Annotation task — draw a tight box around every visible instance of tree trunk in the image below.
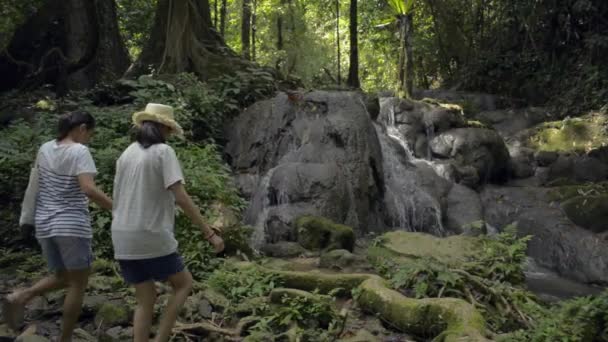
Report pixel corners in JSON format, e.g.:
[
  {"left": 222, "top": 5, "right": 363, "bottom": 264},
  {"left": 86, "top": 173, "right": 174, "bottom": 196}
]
[
  {"left": 241, "top": 0, "right": 252, "bottom": 60},
  {"left": 252, "top": 0, "right": 257, "bottom": 61},
  {"left": 220, "top": 0, "right": 227, "bottom": 36},
  {"left": 214, "top": 0, "right": 218, "bottom": 29},
  {"left": 0, "top": 0, "right": 129, "bottom": 93},
  {"left": 126, "top": 0, "right": 249, "bottom": 79},
  {"left": 404, "top": 13, "right": 414, "bottom": 98},
  {"left": 398, "top": 14, "right": 414, "bottom": 98},
  {"left": 346, "top": 0, "right": 359, "bottom": 88},
  {"left": 335, "top": 0, "right": 341, "bottom": 85}
]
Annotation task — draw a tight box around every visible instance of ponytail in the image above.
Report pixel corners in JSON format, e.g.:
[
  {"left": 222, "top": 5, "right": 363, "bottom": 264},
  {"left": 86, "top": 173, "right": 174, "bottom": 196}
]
[{"left": 57, "top": 111, "right": 96, "bottom": 140}]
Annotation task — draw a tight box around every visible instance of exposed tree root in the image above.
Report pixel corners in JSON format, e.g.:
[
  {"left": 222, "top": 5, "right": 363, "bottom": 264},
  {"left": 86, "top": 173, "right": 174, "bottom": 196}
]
[{"left": 232, "top": 262, "right": 490, "bottom": 341}]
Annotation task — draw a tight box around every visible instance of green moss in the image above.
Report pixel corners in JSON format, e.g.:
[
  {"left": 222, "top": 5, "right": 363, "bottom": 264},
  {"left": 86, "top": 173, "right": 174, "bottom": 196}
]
[
  {"left": 296, "top": 216, "right": 355, "bottom": 252},
  {"left": 94, "top": 302, "right": 129, "bottom": 327},
  {"left": 231, "top": 262, "right": 488, "bottom": 341},
  {"left": 358, "top": 277, "right": 488, "bottom": 341},
  {"left": 368, "top": 231, "right": 483, "bottom": 268},
  {"left": 547, "top": 182, "right": 608, "bottom": 201},
  {"left": 561, "top": 195, "right": 608, "bottom": 233},
  {"left": 528, "top": 114, "right": 608, "bottom": 152}
]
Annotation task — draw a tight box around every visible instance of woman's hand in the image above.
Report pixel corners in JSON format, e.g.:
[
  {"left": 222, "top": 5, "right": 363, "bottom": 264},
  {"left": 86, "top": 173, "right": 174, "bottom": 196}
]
[{"left": 207, "top": 234, "right": 225, "bottom": 254}]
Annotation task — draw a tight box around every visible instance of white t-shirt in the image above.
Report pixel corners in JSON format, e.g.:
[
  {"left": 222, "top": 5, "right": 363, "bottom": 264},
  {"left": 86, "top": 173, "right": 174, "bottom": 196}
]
[
  {"left": 35, "top": 140, "right": 97, "bottom": 239},
  {"left": 111, "top": 143, "right": 185, "bottom": 260}
]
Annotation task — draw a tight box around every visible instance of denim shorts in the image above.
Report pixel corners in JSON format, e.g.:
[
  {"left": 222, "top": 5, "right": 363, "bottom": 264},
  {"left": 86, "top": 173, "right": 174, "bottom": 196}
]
[
  {"left": 117, "top": 253, "right": 185, "bottom": 285},
  {"left": 38, "top": 237, "right": 93, "bottom": 272}
]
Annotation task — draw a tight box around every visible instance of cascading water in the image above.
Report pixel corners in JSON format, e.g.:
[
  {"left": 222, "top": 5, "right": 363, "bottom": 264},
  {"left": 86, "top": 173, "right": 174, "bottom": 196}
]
[
  {"left": 374, "top": 98, "right": 445, "bottom": 235},
  {"left": 244, "top": 167, "right": 278, "bottom": 249}
]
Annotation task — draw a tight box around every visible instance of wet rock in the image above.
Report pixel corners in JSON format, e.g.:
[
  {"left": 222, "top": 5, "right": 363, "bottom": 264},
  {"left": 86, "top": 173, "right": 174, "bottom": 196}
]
[
  {"left": 511, "top": 153, "right": 535, "bottom": 179},
  {"left": 429, "top": 127, "right": 511, "bottom": 183},
  {"left": 260, "top": 241, "right": 306, "bottom": 258},
  {"left": 445, "top": 184, "right": 484, "bottom": 234},
  {"left": 481, "top": 186, "right": 608, "bottom": 283},
  {"left": 226, "top": 91, "right": 385, "bottom": 247},
  {"left": 534, "top": 150, "right": 559, "bottom": 166},
  {"left": 296, "top": 216, "right": 355, "bottom": 252},
  {"left": 561, "top": 195, "right": 608, "bottom": 233}
]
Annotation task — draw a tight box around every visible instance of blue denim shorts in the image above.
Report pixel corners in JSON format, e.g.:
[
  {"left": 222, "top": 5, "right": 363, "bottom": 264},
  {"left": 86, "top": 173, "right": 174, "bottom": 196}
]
[
  {"left": 117, "top": 253, "right": 185, "bottom": 284},
  {"left": 38, "top": 237, "right": 93, "bottom": 272}
]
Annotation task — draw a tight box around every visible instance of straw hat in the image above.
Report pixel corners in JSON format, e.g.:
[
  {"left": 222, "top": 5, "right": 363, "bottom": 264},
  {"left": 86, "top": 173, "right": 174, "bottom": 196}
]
[{"left": 132, "top": 103, "right": 183, "bottom": 135}]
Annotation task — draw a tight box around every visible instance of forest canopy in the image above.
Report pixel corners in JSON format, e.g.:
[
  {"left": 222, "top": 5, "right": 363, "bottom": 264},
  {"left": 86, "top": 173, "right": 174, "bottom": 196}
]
[{"left": 0, "top": 0, "right": 606, "bottom": 113}]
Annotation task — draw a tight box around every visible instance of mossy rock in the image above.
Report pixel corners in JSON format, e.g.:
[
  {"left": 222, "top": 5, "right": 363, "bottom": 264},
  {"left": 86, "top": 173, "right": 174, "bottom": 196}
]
[
  {"left": 319, "top": 249, "right": 368, "bottom": 271},
  {"left": 368, "top": 231, "right": 483, "bottom": 268},
  {"left": 296, "top": 216, "right": 355, "bottom": 252},
  {"left": 547, "top": 182, "right": 608, "bottom": 201},
  {"left": 94, "top": 302, "right": 129, "bottom": 327},
  {"left": 561, "top": 195, "right": 608, "bottom": 233},
  {"left": 527, "top": 114, "right": 608, "bottom": 153}
]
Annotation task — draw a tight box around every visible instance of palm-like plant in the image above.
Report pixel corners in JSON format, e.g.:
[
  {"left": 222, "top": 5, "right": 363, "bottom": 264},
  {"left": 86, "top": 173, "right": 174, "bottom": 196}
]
[{"left": 387, "top": 0, "right": 415, "bottom": 98}]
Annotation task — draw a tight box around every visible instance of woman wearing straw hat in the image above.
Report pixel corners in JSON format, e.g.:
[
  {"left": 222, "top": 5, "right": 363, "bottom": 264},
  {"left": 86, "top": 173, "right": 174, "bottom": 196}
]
[{"left": 111, "top": 103, "right": 224, "bottom": 342}]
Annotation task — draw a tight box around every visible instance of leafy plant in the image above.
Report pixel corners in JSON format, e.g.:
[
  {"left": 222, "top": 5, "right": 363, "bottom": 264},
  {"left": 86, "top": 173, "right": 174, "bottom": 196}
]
[
  {"left": 208, "top": 264, "right": 282, "bottom": 302},
  {"left": 372, "top": 225, "right": 539, "bottom": 333}
]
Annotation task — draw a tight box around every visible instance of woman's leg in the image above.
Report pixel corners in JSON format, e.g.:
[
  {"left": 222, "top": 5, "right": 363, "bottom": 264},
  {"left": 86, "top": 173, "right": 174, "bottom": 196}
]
[
  {"left": 154, "top": 270, "right": 193, "bottom": 342},
  {"left": 7, "top": 273, "right": 66, "bottom": 305},
  {"left": 59, "top": 268, "right": 90, "bottom": 342},
  {"left": 133, "top": 281, "right": 157, "bottom": 342}
]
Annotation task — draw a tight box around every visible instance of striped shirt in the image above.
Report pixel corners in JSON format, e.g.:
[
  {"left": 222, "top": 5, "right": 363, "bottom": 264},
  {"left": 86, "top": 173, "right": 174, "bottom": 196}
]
[{"left": 34, "top": 140, "right": 97, "bottom": 239}]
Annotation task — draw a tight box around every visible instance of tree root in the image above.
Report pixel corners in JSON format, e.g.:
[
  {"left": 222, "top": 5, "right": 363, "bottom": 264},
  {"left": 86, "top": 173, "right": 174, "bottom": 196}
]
[{"left": 232, "top": 262, "right": 490, "bottom": 341}]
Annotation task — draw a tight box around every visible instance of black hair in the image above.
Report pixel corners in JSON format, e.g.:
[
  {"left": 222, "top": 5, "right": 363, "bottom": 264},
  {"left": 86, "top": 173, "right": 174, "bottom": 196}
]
[
  {"left": 135, "top": 121, "right": 166, "bottom": 149},
  {"left": 57, "top": 111, "right": 96, "bottom": 140}
]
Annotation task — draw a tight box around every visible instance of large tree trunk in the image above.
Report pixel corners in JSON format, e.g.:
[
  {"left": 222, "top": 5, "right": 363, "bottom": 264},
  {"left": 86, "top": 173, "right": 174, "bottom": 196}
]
[
  {"left": 252, "top": 0, "right": 257, "bottom": 61},
  {"left": 220, "top": 0, "right": 227, "bottom": 36},
  {"left": 398, "top": 14, "right": 414, "bottom": 98},
  {"left": 335, "top": 0, "right": 341, "bottom": 85},
  {"left": 0, "top": 0, "right": 129, "bottom": 93},
  {"left": 126, "top": 0, "right": 249, "bottom": 79},
  {"left": 241, "top": 0, "right": 252, "bottom": 60},
  {"left": 346, "top": 0, "right": 359, "bottom": 88}
]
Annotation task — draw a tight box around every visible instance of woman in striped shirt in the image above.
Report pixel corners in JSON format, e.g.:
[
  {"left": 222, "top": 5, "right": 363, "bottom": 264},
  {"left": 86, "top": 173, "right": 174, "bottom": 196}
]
[{"left": 2, "top": 111, "right": 112, "bottom": 342}]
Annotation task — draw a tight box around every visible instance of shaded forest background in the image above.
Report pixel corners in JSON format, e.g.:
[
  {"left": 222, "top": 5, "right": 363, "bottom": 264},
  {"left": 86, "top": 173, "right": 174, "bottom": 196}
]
[{"left": 0, "top": 0, "right": 607, "bottom": 114}]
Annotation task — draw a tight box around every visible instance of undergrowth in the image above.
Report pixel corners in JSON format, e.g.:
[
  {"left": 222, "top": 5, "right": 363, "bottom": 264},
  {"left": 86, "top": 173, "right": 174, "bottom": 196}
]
[{"left": 0, "top": 70, "right": 275, "bottom": 277}]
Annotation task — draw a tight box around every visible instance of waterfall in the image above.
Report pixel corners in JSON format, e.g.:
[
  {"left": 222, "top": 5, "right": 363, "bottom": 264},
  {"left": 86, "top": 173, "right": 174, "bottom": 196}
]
[
  {"left": 373, "top": 98, "right": 445, "bottom": 235},
  {"left": 244, "top": 167, "right": 278, "bottom": 249},
  {"left": 424, "top": 121, "right": 435, "bottom": 160}
]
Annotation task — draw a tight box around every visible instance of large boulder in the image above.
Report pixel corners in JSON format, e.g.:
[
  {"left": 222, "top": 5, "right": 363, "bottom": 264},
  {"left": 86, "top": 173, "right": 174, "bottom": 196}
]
[
  {"left": 226, "top": 91, "right": 452, "bottom": 247},
  {"left": 367, "top": 231, "right": 483, "bottom": 268},
  {"left": 481, "top": 186, "right": 608, "bottom": 284},
  {"left": 445, "top": 184, "right": 484, "bottom": 235},
  {"left": 429, "top": 128, "right": 511, "bottom": 183},
  {"left": 226, "top": 92, "right": 385, "bottom": 247}
]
